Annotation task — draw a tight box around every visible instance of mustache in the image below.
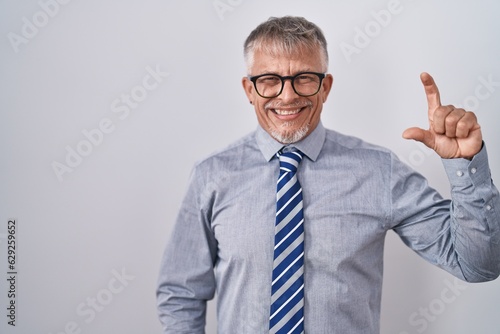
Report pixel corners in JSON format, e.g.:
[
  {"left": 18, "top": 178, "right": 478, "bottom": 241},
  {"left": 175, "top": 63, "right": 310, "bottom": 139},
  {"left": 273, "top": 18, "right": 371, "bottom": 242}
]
[{"left": 264, "top": 100, "right": 313, "bottom": 110}]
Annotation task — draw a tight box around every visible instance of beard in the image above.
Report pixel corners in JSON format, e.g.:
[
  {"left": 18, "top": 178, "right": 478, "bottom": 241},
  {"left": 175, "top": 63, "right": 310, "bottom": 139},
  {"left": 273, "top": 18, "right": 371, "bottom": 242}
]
[
  {"left": 264, "top": 100, "right": 313, "bottom": 144},
  {"left": 269, "top": 121, "right": 310, "bottom": 144}
]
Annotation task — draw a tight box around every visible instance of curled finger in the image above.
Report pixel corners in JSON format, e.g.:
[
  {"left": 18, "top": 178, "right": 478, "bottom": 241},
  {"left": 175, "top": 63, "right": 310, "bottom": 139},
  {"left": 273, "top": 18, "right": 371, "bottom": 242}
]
[
  {"left": 444, "top": 108, "right": 466, "bottom": 137},
  {"left": 455, "top": 111, "right": 479, "bottom": 138},
  {"left": 432, "top": 105, "right": 455, "bottom": 134}
]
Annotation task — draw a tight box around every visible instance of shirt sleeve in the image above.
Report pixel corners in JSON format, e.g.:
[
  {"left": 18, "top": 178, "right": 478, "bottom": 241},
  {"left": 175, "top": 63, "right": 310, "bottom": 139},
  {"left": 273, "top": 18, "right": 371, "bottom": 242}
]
[
  {"left": 390, "top": 143, "right": 500, "bottom": 282},
  {"left": 156, "top": 165, "right": 218, "bottom": 333}
]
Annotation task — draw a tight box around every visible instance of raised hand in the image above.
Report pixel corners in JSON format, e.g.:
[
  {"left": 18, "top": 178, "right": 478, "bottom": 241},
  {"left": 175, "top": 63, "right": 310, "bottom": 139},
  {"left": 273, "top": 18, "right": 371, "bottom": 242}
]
[{"left": 402, "top": 72, "right": 482, "bottom": 159}]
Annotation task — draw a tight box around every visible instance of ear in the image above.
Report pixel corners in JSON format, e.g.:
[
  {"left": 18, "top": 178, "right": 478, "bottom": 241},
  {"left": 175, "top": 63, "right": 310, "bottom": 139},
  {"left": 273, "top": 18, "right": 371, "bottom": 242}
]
[
  {"left": 242, "top": 76, "right": 255, "bottom": 103},
  {"left": 320, "top": 74, "right": 334, "bottom": 103}
]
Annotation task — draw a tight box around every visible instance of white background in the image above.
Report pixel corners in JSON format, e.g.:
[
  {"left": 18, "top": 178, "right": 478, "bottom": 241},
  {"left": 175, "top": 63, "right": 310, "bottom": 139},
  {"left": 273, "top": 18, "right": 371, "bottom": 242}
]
[{"left": 1, "top": 0, "right": 500, "bottom": 333}]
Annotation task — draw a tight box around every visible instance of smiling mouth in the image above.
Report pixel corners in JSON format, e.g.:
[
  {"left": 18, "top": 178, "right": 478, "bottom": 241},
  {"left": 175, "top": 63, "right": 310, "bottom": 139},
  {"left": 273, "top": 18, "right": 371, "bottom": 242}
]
[
  {"left": 272, "top": 108, "right": 303, "bottom": 115},
  {"left": 265, "top": 100, "right": 313, "bottom": 119}
]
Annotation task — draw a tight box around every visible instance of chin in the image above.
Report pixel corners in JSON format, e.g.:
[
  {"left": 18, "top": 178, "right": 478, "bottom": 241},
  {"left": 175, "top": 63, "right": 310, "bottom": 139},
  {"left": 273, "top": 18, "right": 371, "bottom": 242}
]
[{"left": 270, "top": 124, "right": 310, "bottom": 144}]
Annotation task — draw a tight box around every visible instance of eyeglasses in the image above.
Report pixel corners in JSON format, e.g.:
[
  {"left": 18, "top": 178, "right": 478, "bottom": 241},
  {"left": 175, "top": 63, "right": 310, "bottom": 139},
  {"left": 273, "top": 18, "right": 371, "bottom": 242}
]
[{"left": 248, "top": 72, "right": 326, "bottom": 98}]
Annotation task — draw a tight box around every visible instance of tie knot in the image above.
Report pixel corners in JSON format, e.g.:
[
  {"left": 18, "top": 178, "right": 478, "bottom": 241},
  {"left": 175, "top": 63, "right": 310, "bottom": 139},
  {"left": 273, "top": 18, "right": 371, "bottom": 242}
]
[{"left": 278, "top": 150, "right": 304, "bottom": 173}]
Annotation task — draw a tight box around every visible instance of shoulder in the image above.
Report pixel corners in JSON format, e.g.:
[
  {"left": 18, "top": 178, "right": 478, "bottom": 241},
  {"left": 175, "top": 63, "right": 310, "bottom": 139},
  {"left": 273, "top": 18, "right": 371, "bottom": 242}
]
[
  {"left": 320, "top": 128, "right": 419, "bottom": 186},
  {"left": 193, "top": 130, "right": 259, "bottom": 172},
  {"left": 323, "top": 128, "right": 393, "bottom": 158}
]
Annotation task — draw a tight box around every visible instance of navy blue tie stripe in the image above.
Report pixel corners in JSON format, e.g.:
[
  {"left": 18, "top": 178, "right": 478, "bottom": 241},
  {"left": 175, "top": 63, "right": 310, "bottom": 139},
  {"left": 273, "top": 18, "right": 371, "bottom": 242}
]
[
  {"left": 270, "top": 150, "right": 305, "bottom": 334},
  {"left": 274, "top": 219, "right": 303, "bottom": 258},
  {"left": 276, "top": 183, "right": 302, "bottom": 216},
  {"left": 271, "top": 245, "right": 304, "bottom": 292}
]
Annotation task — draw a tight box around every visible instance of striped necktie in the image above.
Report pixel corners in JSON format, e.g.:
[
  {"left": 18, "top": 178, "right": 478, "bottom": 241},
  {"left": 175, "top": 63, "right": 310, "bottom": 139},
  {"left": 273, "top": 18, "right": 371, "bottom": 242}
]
[{"left": 270, "top": 150, "right": 305, "bottom": 334}]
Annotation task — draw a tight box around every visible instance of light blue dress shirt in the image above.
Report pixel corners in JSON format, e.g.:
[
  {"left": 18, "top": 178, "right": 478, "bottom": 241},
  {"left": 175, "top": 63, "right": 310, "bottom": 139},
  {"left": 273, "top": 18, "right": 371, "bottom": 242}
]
[{"left": 157, "top": 122, "right": 500, "bottom": 333}]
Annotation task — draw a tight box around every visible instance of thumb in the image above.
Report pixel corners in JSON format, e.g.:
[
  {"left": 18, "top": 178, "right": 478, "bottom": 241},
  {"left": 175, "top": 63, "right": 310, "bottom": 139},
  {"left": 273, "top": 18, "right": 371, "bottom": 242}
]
[{"left": 402, "top": 127, "right": 434, "bottom": 149}]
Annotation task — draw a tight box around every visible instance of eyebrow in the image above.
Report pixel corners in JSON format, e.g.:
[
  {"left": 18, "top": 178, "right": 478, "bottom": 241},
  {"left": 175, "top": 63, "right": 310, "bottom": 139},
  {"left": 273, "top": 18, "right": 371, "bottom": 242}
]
[{"left": 253, "top": 68, "right": 314, "bottom": 76}]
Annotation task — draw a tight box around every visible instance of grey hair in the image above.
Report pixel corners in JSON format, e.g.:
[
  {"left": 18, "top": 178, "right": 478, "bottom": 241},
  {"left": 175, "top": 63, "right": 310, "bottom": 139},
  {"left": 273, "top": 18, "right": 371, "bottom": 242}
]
[{"left": 243, "top": 16, "right": 329, "bottom": 73}]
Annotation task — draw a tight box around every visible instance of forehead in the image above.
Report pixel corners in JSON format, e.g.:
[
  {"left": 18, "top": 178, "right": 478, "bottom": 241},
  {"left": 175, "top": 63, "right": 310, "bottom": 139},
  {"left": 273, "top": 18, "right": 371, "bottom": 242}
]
[{"left": 249, "top": 48, "right": 324, "bottom": 75}]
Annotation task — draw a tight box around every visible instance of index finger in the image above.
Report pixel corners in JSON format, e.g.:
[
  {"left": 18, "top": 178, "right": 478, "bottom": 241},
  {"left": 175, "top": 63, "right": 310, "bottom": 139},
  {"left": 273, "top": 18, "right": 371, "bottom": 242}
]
[{"left": 420, "top": 72, "right": 442, "bottom": 111}]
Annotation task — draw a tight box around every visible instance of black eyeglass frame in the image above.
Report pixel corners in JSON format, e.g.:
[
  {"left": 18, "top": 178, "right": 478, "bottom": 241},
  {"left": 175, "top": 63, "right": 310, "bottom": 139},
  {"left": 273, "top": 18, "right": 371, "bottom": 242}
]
[{"left": 248, "top": 72, "right": 327, "bottom": 98}]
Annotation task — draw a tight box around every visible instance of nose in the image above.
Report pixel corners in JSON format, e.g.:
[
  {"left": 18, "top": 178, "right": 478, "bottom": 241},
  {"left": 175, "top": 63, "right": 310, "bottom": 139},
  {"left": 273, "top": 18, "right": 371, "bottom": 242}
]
[{"left": 279, "top": 78, "right": 299, "bottom": 102}]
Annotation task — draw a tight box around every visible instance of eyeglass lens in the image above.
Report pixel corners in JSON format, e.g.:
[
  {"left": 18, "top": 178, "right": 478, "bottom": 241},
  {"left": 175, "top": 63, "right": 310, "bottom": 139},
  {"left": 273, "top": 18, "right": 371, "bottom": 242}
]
[{"left": 254, "top": 73, "right": 322, "bottom": 97}]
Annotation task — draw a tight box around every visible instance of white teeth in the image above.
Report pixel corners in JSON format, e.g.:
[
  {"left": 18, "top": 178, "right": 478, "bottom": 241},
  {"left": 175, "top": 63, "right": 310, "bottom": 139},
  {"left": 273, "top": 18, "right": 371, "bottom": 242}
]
[{"left": 274, "top": 108, "right": 302, "bottom": 115}]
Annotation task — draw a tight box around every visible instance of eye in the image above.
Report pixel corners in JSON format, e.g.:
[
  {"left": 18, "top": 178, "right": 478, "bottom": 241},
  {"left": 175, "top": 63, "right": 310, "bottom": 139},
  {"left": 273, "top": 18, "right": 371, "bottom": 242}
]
[
  {"left": 257, "top": 76, "right": 281, "bottom": 85},
  {"left": 295, "top": 74, "right": 317, "bottom": 84}
]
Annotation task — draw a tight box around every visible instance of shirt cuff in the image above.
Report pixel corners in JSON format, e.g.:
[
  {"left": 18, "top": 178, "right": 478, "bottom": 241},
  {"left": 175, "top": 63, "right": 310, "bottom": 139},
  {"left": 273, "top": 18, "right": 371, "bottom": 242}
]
[{"left": 441, "top": 142, "right": 491, "bottom": 188}]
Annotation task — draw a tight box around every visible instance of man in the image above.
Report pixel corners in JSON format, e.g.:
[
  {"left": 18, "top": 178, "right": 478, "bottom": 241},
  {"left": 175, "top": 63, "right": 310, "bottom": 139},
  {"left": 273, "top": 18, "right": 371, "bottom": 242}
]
[{"left": 157, "top": 16, "right": 500, "bottom": 333}]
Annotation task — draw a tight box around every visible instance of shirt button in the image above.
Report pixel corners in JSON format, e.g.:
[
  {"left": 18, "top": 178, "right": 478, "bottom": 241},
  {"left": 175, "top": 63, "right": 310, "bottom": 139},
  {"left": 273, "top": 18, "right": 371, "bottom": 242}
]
[
  {"left": 470, "top": 167, "right": 477, "bottom": 174},
  {"left": 456, "top": 171, "right": 464, "bottom": 177},
  {"left": 486, "top": 205, "right": 492, "bottom": 211}
]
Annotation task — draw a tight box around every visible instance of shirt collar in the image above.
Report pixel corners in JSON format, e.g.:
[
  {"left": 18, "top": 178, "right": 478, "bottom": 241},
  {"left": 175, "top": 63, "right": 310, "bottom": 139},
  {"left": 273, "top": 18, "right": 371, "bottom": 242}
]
[{"left": 256, "top": 122, "right": 326, "bottom": 162}]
